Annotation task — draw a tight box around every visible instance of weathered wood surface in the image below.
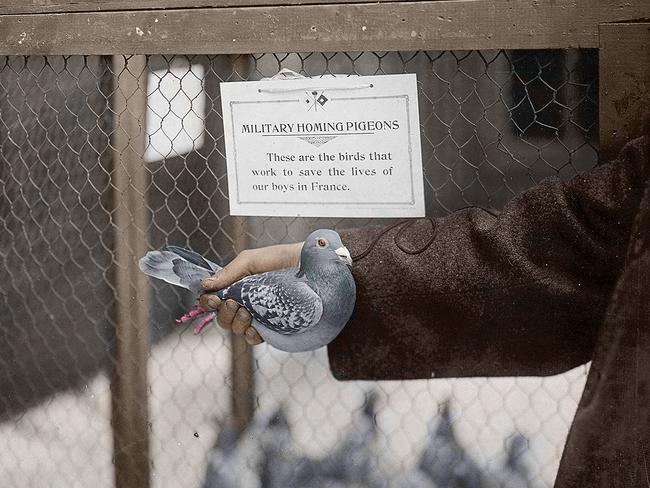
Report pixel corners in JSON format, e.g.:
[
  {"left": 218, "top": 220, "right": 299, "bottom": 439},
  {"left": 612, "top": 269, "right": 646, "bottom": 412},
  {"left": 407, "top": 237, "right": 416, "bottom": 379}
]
[
  {"left": 0, "top": 0, "right": 410, "bottom": 15},
  {"left": 0, "top": 0, "right": 648, "bottom": 54},
  {"left": 110, "top": 54, "right": 151, "bottom": 488},
  {"left": 226, "top": 54, "right": 256, "bottom": 436},
  {"left": 599, "top": 22, "right": 650, "bottom": 162}
]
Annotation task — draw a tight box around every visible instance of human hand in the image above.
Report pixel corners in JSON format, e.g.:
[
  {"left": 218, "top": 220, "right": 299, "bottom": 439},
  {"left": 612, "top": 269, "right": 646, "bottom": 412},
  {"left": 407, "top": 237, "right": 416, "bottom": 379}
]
[{"left": 199, "top": 242, "right": 303, "bottom": 345}]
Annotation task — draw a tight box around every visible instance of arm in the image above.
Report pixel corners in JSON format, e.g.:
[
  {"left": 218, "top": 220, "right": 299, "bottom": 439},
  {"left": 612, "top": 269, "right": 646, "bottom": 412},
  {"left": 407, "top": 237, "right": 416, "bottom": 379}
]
[{"left": 328, "top": 137, "right": 650, "bottom": 380}]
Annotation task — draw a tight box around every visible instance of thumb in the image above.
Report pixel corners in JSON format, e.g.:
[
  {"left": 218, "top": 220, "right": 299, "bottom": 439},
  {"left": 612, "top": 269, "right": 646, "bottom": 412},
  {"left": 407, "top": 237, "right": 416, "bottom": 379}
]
[{"left": 201, "top": 256, "right": 251, "bottom": 291}]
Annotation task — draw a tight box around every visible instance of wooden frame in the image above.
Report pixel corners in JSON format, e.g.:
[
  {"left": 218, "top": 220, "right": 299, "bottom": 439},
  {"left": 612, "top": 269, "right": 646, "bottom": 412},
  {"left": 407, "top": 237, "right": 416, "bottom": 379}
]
[
  {"left": 0, "top": 2, "right": 648, "bottom": 488},
  {"left": 110, "top": 54, "right": 151, "bottom": 488},
  {"left": 599, "top": 22, "right": 650, "bottom": 161},
  {"left": 0, "top": 0, "right": 648, "bottom": 54},
  {"left": 0, "top": 0, "right": 410, "bottom": 15}
]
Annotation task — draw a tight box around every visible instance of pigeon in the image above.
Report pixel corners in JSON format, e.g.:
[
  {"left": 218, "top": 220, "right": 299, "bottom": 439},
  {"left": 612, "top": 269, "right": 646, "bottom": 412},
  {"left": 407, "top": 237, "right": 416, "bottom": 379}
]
[
  {"left": 288, "top": 391, "right": 386, "bottom": 488},
  {"left": 418, "top": 400, "right": 486, "bottom": 488},
  {"left": 200, "top": 423, "right": 244, "bottom": 488},
  {"left": 138, "top": 229, "right": 356, "bottom": 352},
  {"left": 321, "top": 391, "right": 383, "bottom": 486},
  {"left": 258, "top": 406, "right": 297, "bottom": 488},
  {"left": 496, "top": 433, "right": 532, "bottom": 488},
  {"left": 200, "top": 417, "right": 265, "bottom": 488}
]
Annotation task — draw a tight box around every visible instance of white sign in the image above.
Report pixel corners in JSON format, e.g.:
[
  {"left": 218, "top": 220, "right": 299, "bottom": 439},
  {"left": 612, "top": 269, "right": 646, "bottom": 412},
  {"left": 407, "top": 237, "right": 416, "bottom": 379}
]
[{"left": 220, "top": 74, "right": 424, "bottom": 217}]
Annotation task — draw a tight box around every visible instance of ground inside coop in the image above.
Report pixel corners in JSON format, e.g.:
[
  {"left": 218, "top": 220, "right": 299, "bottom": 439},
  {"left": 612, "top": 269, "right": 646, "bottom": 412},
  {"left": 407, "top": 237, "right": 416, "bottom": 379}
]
[{"left": 0, "top": 325, "right": 587, "bottom": 488}]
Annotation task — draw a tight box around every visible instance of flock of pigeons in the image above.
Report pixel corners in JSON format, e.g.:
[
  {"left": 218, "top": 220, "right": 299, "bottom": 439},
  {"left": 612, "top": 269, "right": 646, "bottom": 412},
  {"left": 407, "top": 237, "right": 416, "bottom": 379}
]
[{"left": 200, "top": 394, "right": 534, "bottom": 488}]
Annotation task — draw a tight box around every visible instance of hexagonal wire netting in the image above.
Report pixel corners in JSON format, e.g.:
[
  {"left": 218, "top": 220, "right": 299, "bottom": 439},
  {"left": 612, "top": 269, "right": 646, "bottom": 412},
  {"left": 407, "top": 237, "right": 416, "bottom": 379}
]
[{"left": 0, "top": 50, "right": 598, "bottom": 488}]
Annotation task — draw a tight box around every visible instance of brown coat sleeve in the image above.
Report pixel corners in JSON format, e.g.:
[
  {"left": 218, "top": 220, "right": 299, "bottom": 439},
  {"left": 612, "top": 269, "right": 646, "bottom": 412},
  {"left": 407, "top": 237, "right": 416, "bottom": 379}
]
[{"left": 328, "top": 137, "right": 650, "bottom": 380}]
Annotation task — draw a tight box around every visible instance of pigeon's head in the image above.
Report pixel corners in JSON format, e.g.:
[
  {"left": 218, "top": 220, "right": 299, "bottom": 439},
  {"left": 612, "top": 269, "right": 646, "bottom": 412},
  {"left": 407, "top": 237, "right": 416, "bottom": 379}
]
[{"left": 301, "top": 229, "right": 352, "bottom": 268}]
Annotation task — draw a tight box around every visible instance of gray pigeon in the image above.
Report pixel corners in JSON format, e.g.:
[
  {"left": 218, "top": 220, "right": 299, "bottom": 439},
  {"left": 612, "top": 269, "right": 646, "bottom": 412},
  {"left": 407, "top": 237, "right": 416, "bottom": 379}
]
[
  {"left": 320, "top": 391, "right": 383, "bottom": 486},
  {"left": 200, "top": 418, "right": 263, "bottom": 488},
  {"left": 418, "top": 400, "right": 486, "bottom": 488},
  {"left": 496, "top": 433, "right": 533, "bottom": 488},
  {"left": 200, "top": 423, "right": 242, "bottom": 488},
  {"left": 286, "top": 391, "right": 387, "bottom": 488},
  {"left": 258, "top": 406, "right": 296, "bottom": 488},
  {"left": 139, "top": 229, "right": 356, "bottom": 352}
]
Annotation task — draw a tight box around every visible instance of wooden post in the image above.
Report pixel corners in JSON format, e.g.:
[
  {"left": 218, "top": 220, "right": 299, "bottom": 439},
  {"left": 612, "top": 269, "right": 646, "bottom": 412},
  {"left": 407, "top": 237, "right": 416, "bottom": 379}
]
[
  {"left": 110, "top": 54, "right": 151, "bottom": 488},
  {"left": 231, "top": 314, "right": 256, "bottom": 433},
  {"left": 599, "top": 22, "right": 650, "bottom": 161},
  {"left": 228, "top": 54, "right": 256, "bottom": 435}
]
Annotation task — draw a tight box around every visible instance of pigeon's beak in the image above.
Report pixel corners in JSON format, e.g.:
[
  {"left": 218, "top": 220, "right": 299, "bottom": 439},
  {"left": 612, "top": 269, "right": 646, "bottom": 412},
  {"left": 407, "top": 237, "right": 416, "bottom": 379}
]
[{"left": 335, "top": 246, "right": 353, "bottom": 267}]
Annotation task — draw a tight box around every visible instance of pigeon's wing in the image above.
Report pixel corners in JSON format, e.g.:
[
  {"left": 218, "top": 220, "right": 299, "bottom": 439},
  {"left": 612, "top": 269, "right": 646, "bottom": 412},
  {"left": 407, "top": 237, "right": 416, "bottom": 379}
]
[
  {"left": 166, "top": 245, "right": 221, "bottom": 273},
  {"left": 220, "top": 271, "right": 323, "bottom": 335}
]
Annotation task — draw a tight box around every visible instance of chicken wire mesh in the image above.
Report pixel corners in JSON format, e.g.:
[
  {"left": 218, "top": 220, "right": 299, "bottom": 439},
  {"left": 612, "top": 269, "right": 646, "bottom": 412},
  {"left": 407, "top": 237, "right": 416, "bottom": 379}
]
[{"left": 0, "top": 49, "right": 598, "bottom": 488}]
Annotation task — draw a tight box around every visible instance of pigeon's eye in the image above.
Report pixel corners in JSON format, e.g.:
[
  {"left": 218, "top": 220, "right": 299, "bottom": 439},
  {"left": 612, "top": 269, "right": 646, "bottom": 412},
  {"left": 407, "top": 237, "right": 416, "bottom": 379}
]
[{"left": 317, "top": 238, "right": 327, "bottom": 248}]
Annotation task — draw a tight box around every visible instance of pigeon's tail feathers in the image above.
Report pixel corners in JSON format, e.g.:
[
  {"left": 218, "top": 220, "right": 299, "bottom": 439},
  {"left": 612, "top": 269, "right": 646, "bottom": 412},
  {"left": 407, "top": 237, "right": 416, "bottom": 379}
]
[
  {"left": 139, "top": 249, "right": 217, "bottom": 294},
  {"left": 166, "top": 245, "right": 221, "bottom": 272}
]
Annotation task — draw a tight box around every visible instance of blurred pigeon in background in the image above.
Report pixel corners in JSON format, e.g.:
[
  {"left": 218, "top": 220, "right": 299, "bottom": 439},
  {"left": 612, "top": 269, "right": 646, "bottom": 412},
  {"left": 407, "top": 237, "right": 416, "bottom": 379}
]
[
  {"left": 200, "top": 409, "right": 293, "bottom": 488},
  {"left": 322, "top": 391, "right": 384, "bottom": 487},
  {"left": 199, "top": 398, "right": 536, "bottom": 488},
  {"left": 496, "top": 433, "right": 533, "bottom": 488},
  {"left": 258, "top": 406, "right": 296, "bottom": 488},
  {"left": 291, "top": 391, "right": 385, "bottom": 488},
  {"left": 418, "top": 401, "right": 486, "bottom": 488},
  {"left": 139, "top": 229, "right": 355, "bottom": 352},
  {"left": 201, "top": 421, "right": 260, "bottom": 488},
  {"left": 201, "top": 423, "right": 242, "bottom": 488}
]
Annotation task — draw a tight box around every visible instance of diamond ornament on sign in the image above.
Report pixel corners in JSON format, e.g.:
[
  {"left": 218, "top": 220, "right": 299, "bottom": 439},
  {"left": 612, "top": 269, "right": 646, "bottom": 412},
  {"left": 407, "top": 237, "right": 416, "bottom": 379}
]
[{"left": 307, "top": 90, "right": 329, "bottom": 112}]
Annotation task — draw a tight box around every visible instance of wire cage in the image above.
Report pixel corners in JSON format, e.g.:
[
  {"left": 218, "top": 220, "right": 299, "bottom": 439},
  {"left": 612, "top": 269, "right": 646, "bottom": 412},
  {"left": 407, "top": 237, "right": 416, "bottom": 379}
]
[{"left": 0, "top": 49, "right": 598, "bottom": 488}]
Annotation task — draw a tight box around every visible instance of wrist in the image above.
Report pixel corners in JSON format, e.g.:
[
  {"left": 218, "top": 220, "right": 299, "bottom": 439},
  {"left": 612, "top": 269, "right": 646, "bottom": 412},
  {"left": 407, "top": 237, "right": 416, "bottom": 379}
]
[{"left": 285, "top": 242, "right": 303, "bottom": 268}]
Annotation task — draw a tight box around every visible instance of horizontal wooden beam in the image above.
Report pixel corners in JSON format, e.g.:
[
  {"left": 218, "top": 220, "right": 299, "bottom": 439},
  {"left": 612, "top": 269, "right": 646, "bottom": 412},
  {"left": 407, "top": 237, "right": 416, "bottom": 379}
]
[
  {"left": 0, "top": 0, "right": 408, "bottom": 16},
  {"left": 0, "top": 0, "right": 648, "bottom": 55}
]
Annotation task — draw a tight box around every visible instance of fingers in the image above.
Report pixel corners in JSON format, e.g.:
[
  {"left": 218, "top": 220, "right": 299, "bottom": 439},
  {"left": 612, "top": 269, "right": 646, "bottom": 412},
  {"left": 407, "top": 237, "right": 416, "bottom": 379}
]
[
  {"left": 231, "top": 307, "right": 252, "bottom": 335},
  {"left": 245, "top": 327, "right": 263, "bottom": 346},
  {"left": 199, "top": 296, "right": 263, "bottom": 345},
  {"left": 199, "top": 294, "right": 221, "bottom": 311},
  {"left": 202, "top": 252, "right": 252, "bottom": 291},
  {"left": 200, "top": 243, "right": 303, "bottom": 292},
  {"left": 196, "top": 242, "right": 303, "bottom": 347},
  {"left": 217, "top": 299, "right": 240, "bottom": 330}
]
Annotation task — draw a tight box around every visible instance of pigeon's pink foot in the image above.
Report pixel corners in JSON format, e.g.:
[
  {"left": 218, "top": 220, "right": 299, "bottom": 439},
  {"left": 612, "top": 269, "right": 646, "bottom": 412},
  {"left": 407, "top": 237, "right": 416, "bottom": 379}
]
[
  {"left": 175, "top": 307, "right": 207, "bottom": 324},
  {"left": 193, "top": 313, "right": 216, "bottom": 335}
]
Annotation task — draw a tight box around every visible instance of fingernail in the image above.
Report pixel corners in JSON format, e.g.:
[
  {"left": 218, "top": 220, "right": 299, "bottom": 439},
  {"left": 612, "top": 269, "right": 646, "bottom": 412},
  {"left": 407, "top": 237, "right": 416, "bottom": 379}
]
[
  {"left": 226, "top": 300, "right": 238, "bottom": 311},
  {"left": 245, "top": 329, "right": 257, "bottom": 345},
  {"left": 201, "top": 279, "right": 213, "bottom": 289},
  {"left": 207, "top": 296, "right": 220, "bottom": 309}
]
